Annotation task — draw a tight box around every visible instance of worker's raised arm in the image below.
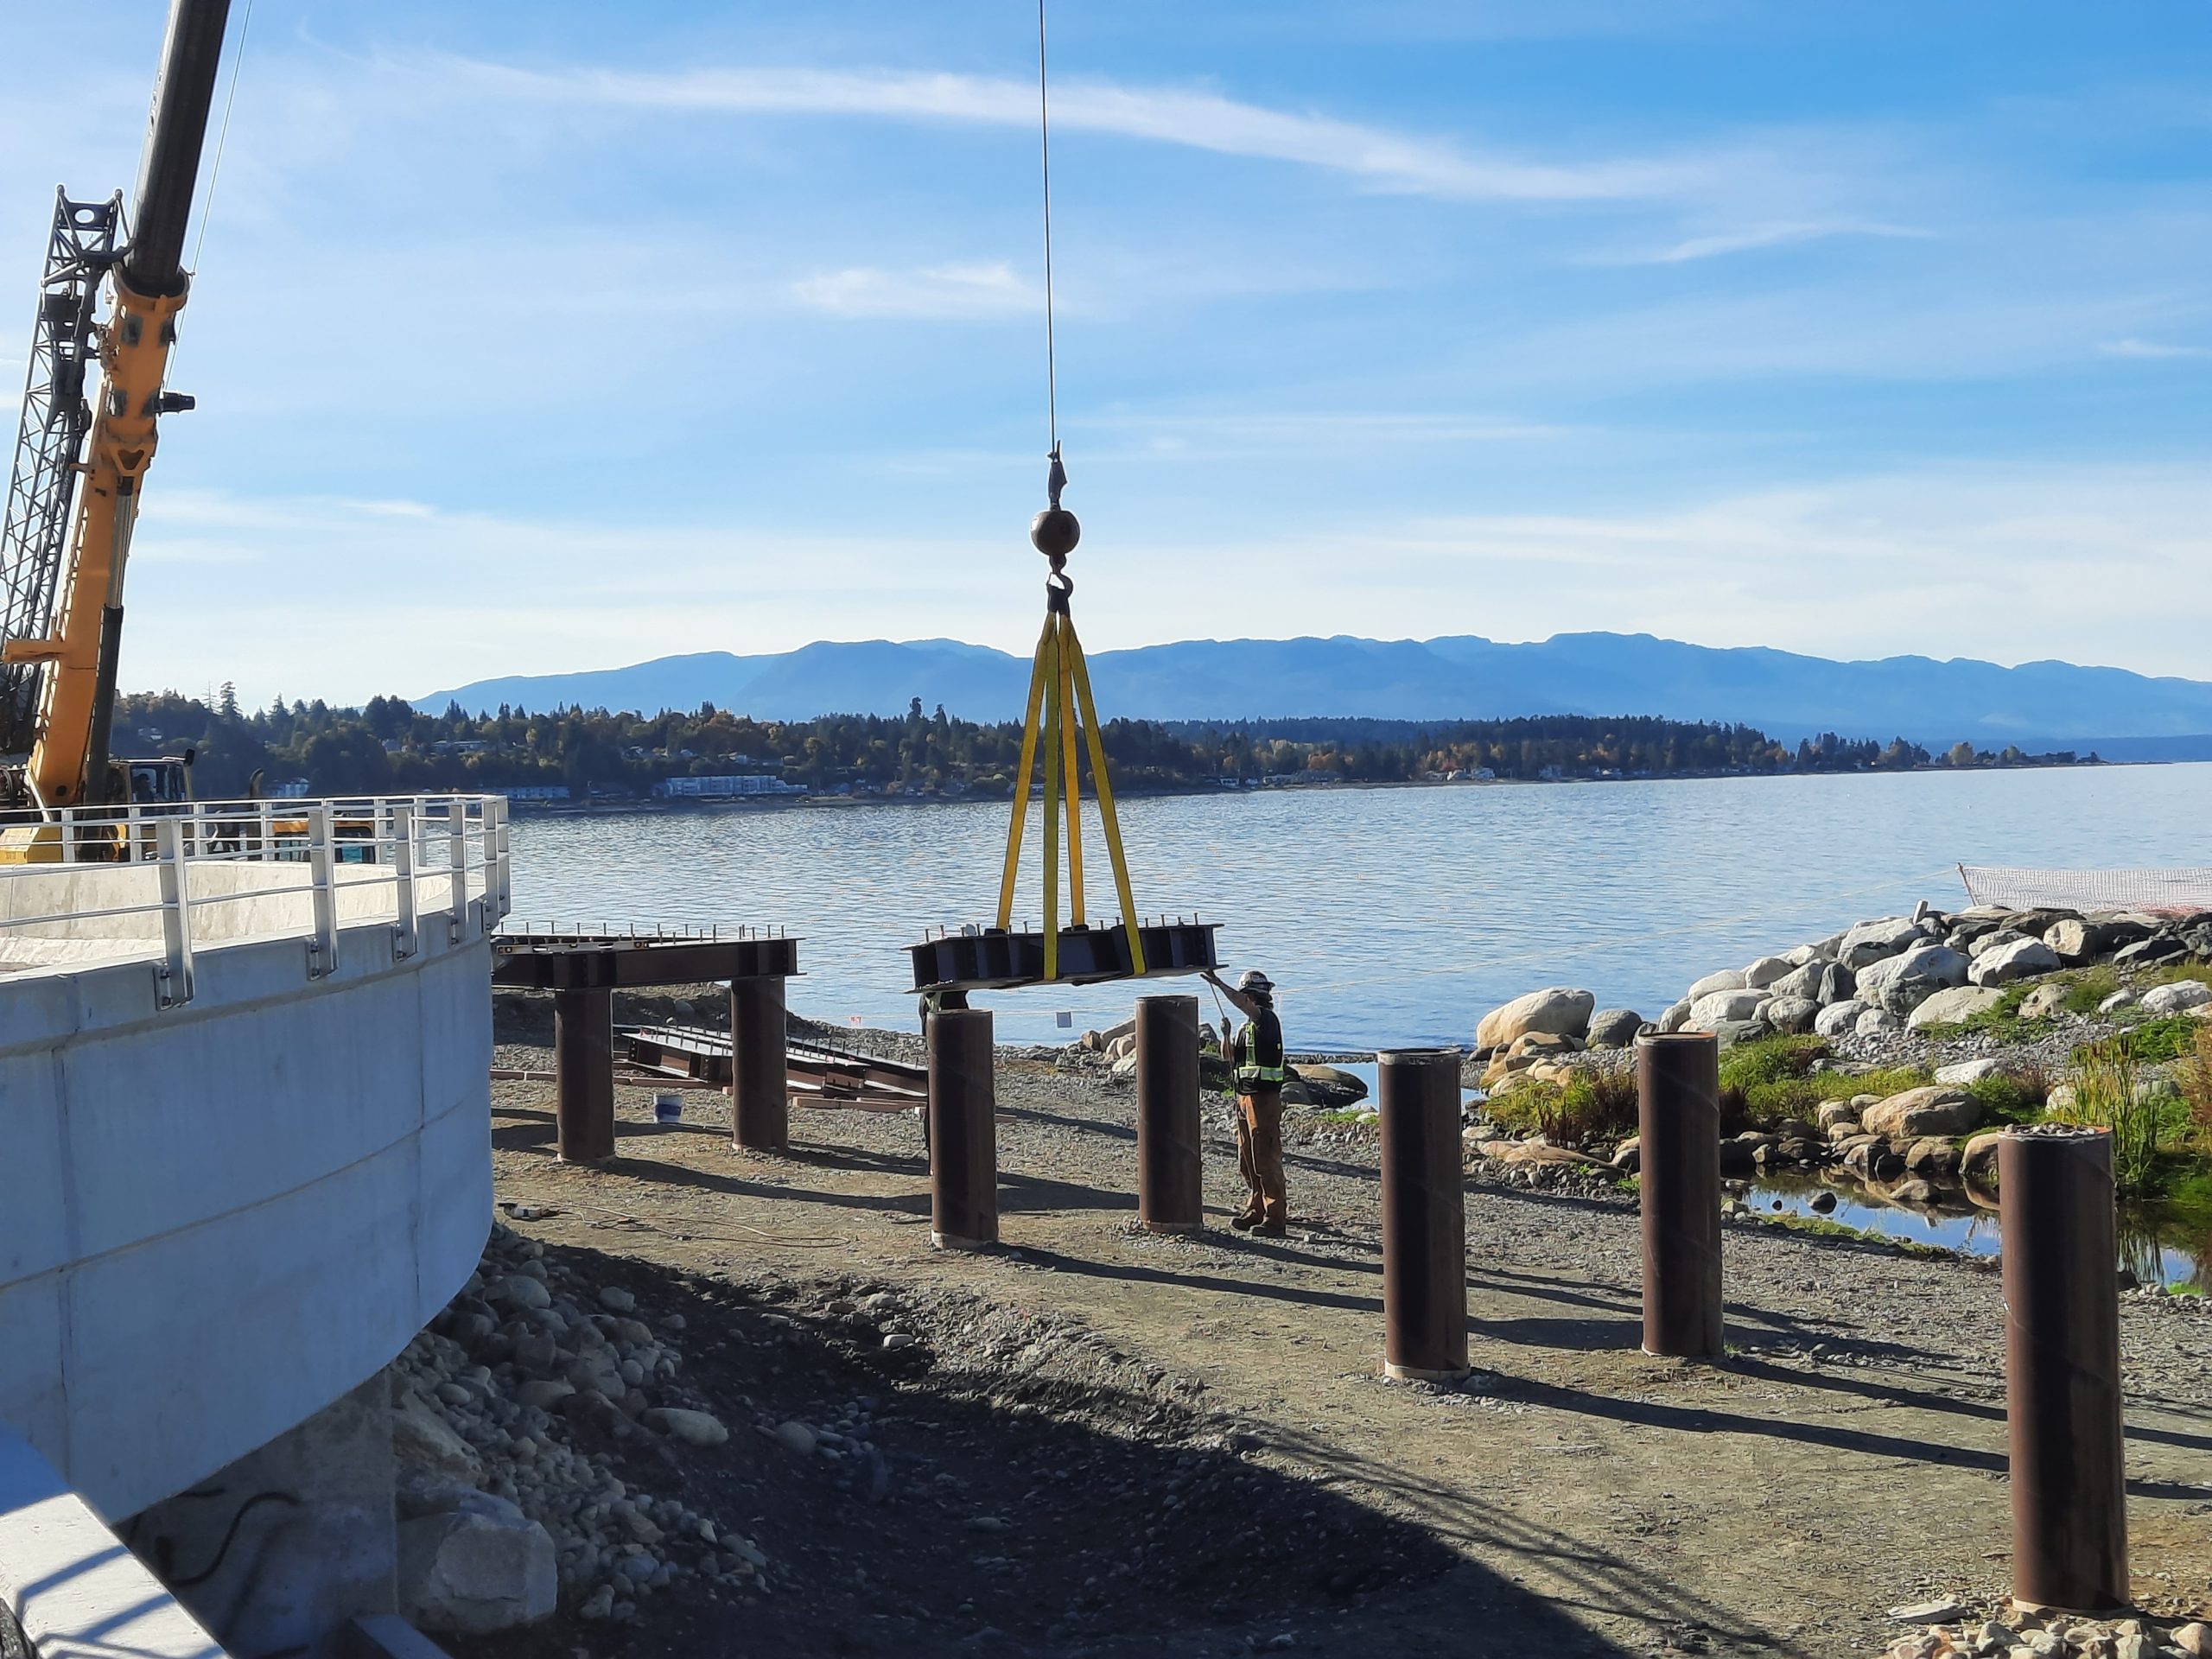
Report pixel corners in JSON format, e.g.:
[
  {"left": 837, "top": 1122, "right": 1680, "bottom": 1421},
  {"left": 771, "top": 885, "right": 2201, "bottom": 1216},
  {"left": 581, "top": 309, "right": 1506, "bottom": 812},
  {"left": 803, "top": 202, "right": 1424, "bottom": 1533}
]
[{"left": 1204, "top": 969, "right": 1260, "bottom": 1019}]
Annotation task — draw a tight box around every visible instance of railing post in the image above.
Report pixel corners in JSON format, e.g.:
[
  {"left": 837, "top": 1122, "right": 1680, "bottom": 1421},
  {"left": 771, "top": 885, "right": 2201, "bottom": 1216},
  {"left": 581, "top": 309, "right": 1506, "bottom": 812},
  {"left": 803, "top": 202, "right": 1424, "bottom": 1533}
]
[
  {"left": 154, "top": 815, "right": 194, "bottom": 1008},
  {"left": 306, "top": 802, "right": 337, "bottom": 978},
  {"left": 447, "top": 799, "right": 468, "bottom": 943},
  {"left": 389, "top": 800, "right": 416, "bottom": 960},
  {"left": 493, "top": 795, "right": 512, "bottom": 918}
]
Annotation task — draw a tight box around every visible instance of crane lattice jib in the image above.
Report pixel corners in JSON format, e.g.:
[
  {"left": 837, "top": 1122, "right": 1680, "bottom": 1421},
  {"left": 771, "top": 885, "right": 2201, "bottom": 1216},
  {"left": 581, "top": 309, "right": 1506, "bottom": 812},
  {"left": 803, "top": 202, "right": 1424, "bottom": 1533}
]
[{"left": 0, "top": 191, "right": 120, "bottom": 759}]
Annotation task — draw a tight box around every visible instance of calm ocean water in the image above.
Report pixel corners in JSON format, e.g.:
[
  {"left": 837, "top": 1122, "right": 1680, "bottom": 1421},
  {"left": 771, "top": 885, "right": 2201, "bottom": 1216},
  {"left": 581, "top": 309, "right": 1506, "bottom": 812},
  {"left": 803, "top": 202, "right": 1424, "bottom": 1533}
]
[{"left": 507, "top": 763, "right": 2212, "bottom": 1051}]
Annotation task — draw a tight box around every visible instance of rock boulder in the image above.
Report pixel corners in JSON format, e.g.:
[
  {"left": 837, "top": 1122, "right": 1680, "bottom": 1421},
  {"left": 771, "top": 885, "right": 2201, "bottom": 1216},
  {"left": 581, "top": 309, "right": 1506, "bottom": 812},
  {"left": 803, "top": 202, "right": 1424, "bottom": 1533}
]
[
  {"left": 1856, "top": 943, "right": 1970, "bottom": 1014},
  {"left": 1861, "top": 1086, "right": 1982, "bottom": 1140},
  {"left": 1742, "top": 955, "right": 1796, "bottom": 990},
  {"left": 2140, "top": 979, "right": 2212, "bottom": 1017},
  {"left": 1761, "top": 995, "right": 1820, "bottom": 1034},
  {"left": 1685, "top": 969, "right": 1747, "bottom": 1001},
  {"left": 1969, "top": 935, "right": 2063, "bottom": 987},
  {"left": 1839, "top": 916, "right": 1929, "bottom": 969},
  {"left": 1687, "top": 989, "right": 1765, "bottom": 1030},
  {"left": 1814, "top": 999, "right": 1867, "bottom": 1037},
  {"left": 1905, "top": 984, "right": 2005, "bottom": 1031},
  {"left": 1585, "top": 1007, "right": 1645, "bottom": 1049},
  {"left": 1475, "top": 987, "right": 1596, "bottom": 1051},
  {"left": 398, "top": 1497, "right": 558, "bottom": 1634}
]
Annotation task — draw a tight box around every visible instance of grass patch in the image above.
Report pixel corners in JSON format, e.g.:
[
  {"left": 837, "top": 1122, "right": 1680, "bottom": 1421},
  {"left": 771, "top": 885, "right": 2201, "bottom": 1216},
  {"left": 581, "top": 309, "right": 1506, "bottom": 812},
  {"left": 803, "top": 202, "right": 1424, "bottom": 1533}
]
[
  {"left": 2082, "top": 1016, "right": 2205, "bottom": 1067},
  {"left": 1714, "top": 1035, "right": 1931, "bottom": 1124},
  {"left": 1313, "top": 1108, "right": 1374, "bottom": 1127},
  {"left": 2050, "top": 1038, "right": 2195, "bottom": 1196},
  {"left": 1965, "top": 1065, "right": 2053, "bottom": 1124},
  {"left": 1484, "top": 1069, "right": 1639, "bottom": 1148}
]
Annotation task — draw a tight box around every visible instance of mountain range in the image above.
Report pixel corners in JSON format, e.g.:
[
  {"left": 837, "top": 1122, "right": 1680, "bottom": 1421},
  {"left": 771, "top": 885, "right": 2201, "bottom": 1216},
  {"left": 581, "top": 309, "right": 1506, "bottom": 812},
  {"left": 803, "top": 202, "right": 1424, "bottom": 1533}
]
[{"left": 420, "top": 633, "right": 2212, "bottom": 758}]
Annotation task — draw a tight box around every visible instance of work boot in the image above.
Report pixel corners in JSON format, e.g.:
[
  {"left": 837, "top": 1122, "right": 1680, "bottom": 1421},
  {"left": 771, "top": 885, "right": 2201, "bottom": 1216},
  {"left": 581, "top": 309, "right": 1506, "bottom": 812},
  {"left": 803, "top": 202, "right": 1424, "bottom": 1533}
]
[
  {"left": 1254, "top": 1219, "right": 1288, "bottom": 1238},
  {"left": 1230, "top": 1211, "right": 1262, "bottom": 1231}
]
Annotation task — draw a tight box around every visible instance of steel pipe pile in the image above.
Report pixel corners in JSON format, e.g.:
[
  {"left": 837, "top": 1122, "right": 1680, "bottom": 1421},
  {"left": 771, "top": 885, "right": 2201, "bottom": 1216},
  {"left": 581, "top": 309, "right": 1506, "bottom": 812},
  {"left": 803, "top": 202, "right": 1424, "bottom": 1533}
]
[
  {"left": 2000, "top": 1124, "right": 2128, "bottom": 1613},
  {"left": 1377, "top": 1048, "right": 1469, "bottom": 1382},
  {"left": 1636, "top": 1032, "right": 1724, "bottom": 1358},
  {"left": 1135, "top": 994, "right": 1205, "bottom": 1235},
  {"left": 729, "top": 976, "right": 789, "bottom": 1153},
  {"left": 928, "top": 1008, "right": 1000, "bottom": 1251}
]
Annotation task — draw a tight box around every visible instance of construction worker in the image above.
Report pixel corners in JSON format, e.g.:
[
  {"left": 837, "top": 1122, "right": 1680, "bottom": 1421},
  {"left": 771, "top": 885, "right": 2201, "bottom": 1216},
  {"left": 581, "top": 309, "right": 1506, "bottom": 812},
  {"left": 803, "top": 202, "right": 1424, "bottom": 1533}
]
[{"left": 1204, "top": 967, "right": 1288, "bottom": 1236}]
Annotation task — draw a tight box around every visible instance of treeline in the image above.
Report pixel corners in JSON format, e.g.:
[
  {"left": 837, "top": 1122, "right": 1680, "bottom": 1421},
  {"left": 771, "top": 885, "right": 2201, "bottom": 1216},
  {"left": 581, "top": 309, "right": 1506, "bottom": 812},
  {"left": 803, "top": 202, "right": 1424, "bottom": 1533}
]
[{"left": 111, "top": 686, "right": 2097, "bottom": 802}]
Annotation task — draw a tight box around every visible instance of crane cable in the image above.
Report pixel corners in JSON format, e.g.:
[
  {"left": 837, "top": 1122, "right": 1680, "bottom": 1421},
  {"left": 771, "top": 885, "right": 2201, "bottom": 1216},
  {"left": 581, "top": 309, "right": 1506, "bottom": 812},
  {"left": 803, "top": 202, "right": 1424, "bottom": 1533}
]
[{"left": 1037, "top": 0, "right": 1058, "bottom": 460}]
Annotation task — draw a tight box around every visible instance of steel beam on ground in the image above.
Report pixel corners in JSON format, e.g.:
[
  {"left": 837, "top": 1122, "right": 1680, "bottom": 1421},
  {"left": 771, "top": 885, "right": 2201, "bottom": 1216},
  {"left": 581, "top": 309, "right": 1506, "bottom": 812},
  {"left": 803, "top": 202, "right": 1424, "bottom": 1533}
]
[
  {"left": 553, "top": 988, "right": 615, "bottom": 1163},
  {"left": 2000, "top": 1126, "right": 2128, "bottom": 1614},
  {"left": 730, "top": 976, "right": 789, "bottom": 1153},
  {"left": 1636, "top": 1032, "right": 1724, "bottom": 1358},
  {"left": 928, "top": 1009, "right": 998, "bottom": 1251},
  {"left": 1377, "top": 1048, "right": 1469, "bottom": 1382},
  {"left": 1135, "top": 995, "right": 1204, "bottom": 1234}
]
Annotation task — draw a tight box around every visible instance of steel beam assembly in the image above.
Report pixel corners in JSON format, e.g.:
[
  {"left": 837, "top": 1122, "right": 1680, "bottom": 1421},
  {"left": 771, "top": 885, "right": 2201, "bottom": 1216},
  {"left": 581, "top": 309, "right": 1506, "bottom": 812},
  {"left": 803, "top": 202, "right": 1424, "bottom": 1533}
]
[
  {"left": 1636, "top": 1032, "right": 1725, "bottom": 1358},
  {"left": 1135, "top": 994, "right": 1204, "bottom": 1235},
  {"left": 1377, "top": 1048, "right": 1469, "bottom": 1382},
  {"left": 906, "top": 918, "right": 1218, "bottom": 996},
  {"left": 928, "top": 1007, "right": 999, "bottom": 1251},
  {"left": 2000, "top": 1124, "right": 2128, "bottom": 1614},
  {"left": 552, "top": 988, "right": 615, "bottom": 1163},
  {"left": 492, "top": 928, "right": 799, "bottom": 1165}
]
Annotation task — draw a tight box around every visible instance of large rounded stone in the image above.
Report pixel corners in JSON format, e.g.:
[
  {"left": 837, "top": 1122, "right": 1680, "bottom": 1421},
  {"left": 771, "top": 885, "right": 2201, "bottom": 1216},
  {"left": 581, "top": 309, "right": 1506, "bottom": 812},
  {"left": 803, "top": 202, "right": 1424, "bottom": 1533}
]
[
  {"left": 1857, "top": 944, "right": 1970, "bottom": 1014},
  {"left": 1905, "top": 984, "right": 2005, "bottom": 1031},
  {"left": 2141, "top": 980, "right": 2212, "bottom": 1017},
  {"left": 399, "top": 1501, "right": 557, "bottom": 1633},
  {"left": 1968, "top": 935, "right": 2062, "bottom": 987},
  {"left": 2042, "top": 918, "right": 2108, "bottom": 963},
  {"left": 1814, "top": 999, "right": 1868, "bottom": 1037},
  {"left": 1687, "top": 989, "right": 1766, "bottom": 1031},
  {"left": 1762, "top": 995, "right": 1820, "bottom": 1034},
  {"left": 1475, "top": 987, "right": 1596, "bottom": 1051},
  {"left": 1585, "top": 1007, "right": 1645, "bottom": 1049},
  {"left": 1861, "top": 1086, "right": 1982, "bottom": 1139},
  {"left": 1839, "top": 916, "right": 1929, "bottom": 969},
  {"left": 1741, "top": 955, "right": 1796, "bottom": 991},
  {"left": 1685, "top": 969, "right": 1747, "bottom": 1001}
]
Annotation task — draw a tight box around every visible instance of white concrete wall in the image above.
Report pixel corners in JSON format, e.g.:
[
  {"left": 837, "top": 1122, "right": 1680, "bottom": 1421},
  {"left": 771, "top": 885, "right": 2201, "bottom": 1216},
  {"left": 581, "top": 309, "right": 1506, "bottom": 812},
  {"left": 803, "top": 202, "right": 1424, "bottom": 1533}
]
[{"left": 0, "top": 892, "right": 493, "bottom": 1520}]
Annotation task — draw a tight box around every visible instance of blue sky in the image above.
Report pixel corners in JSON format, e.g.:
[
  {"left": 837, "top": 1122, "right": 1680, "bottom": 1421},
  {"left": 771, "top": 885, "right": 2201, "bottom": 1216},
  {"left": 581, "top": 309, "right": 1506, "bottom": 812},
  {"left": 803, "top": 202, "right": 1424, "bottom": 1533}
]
[{"left": 3, "top": 1, "right": 2210, "bottom": 706}]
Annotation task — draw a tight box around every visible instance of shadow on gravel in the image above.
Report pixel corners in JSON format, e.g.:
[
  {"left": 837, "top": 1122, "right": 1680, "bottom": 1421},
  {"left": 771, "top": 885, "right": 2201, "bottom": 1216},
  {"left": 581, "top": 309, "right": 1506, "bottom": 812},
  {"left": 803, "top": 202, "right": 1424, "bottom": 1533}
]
[
  {"left": 448, "top": 1243, "right": 1644, "bottom": 1659},
  {"left": 1250, "top": 1421, "right": 1818, "bottom": 1659},
  {"left": 1515, "top": 1374, "right": 2207, "bottom": 1500},
  {"left": 1728, "top": 1356, "right": 2212, "bottom": 1458}
]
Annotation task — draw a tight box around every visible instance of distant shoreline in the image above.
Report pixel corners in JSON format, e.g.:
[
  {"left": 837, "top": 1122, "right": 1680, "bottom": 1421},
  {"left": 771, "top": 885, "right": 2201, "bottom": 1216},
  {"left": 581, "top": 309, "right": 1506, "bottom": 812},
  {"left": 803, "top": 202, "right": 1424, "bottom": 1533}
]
[{"left": 504, "top": 753, "right": 2154, "bottom": 817}]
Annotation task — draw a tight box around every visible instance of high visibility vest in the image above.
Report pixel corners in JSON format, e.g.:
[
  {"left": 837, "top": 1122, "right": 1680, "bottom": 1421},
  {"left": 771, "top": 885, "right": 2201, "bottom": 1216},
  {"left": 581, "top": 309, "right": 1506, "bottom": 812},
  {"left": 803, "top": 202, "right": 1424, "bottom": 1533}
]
[{"left": 1236, "top": 1019, "right": 1287, "bottom": 1089}]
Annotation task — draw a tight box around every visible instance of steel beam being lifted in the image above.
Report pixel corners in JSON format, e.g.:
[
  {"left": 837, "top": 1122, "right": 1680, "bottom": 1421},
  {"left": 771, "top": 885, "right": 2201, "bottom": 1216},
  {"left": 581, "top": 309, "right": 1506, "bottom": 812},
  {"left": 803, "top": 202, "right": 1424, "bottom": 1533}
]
[{"left": 906, "top": 918, "right": 1219, "bottom": 996}]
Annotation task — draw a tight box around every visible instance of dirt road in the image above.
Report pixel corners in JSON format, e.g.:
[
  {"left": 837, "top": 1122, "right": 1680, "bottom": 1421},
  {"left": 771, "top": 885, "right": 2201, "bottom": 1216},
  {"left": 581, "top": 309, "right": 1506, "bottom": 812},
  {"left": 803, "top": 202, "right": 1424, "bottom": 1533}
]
[{"left": 474, "top": 1026, "right": 2212, "bottom": 1659}]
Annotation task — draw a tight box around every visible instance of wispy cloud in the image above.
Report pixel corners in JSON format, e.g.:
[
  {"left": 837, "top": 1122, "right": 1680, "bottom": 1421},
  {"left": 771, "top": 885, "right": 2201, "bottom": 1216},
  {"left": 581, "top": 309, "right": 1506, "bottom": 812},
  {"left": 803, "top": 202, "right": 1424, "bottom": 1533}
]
[
  {"left": 2099, "top": 337, "right": 2212, "bottom": 360},
  {"left": 792, "top": 261, "right": 1039, "bottom": 319},
  {"left": 437, "top": 58, "right": 1697, "bottom": 204},
  {"left": 1622, "top": 218, "right": 1934, "bottom": 264}
]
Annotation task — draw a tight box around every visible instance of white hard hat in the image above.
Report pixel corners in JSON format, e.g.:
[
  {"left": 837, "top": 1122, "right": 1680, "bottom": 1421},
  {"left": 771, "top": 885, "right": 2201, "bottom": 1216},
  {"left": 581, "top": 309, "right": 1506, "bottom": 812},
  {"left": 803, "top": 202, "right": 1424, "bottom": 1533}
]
[{"left": 1237, "top": 969, "right": 1274, "bottom": 995}]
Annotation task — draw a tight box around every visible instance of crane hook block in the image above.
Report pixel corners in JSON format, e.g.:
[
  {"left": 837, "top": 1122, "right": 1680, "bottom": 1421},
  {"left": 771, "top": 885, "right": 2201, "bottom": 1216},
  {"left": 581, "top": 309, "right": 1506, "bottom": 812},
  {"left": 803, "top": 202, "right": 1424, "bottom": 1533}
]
[
  {"left": 1031, "top": 507, "right": 1080, "bottom": 559},
  {"left": 1032, "top": 444, "right": 1079, "bottom": 558}
]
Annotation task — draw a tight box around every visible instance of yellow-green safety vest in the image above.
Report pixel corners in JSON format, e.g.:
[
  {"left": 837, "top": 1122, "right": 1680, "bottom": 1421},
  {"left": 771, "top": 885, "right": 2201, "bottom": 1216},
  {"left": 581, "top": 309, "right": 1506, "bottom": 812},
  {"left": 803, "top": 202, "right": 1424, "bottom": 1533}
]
[{"left": 1236, "top": 1020, "right": 1287, "bottom": 1089}]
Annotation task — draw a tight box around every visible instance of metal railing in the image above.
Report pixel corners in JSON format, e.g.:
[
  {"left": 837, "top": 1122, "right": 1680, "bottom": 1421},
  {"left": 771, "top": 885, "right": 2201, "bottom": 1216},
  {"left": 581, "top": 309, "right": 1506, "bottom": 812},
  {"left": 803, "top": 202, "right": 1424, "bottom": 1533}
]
[{"left": 0, "top": 793, "right": 512, "bottom": 1009}]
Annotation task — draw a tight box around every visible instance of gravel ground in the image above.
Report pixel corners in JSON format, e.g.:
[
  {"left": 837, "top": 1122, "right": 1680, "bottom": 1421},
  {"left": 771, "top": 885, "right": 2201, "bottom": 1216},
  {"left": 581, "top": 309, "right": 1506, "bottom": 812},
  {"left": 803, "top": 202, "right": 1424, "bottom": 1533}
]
[{"left": 467, "top": 1003, "right": 2212, "bottom": 1658}]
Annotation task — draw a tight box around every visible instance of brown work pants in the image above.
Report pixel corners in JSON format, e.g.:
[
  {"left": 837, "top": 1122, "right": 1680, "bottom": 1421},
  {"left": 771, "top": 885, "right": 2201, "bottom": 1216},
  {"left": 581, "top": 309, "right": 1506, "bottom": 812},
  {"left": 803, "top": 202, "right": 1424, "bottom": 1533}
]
[{"left": 1235, "top": 1089, "right": 1287, "bottom": 1226}]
